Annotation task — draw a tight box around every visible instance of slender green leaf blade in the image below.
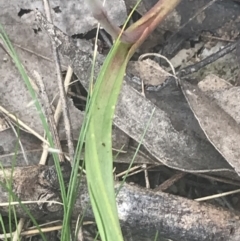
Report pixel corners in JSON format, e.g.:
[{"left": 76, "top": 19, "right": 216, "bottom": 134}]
[{"left": 85, "top": 41, "right": 130, "bottom": 241}]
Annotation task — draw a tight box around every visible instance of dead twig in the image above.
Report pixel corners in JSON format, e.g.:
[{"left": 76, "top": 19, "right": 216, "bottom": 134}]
[
  {"left": 34, "top": 70, "right": 64, "bottom": 163},
  {"left": 154, "top": 172, "right": 185, "bottom": 192},
  {"left": 1, "top": 165, "right": 240, "bottom": 240},
  {"left": 0, "top": 105, "right": 48, "bottom": 144},
  {"left": 42, "top": 1, "right": 74, "bottom": 163}
]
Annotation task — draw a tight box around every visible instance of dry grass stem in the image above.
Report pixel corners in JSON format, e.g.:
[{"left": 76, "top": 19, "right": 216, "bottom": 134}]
[
  {"left": 42, "top": 0, "right": 74, "bottom": 162},
  {"left": 0, "top": 105, "right": 48, "bottom": 144},
  {"left": 12, "top": 218, "right": 25, "bottom": 241},
  {"left": 195, "top": 189, "right": 240, "bottom": 202}
]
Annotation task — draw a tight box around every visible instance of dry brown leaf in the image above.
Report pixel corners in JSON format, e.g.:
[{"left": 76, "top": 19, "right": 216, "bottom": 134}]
[{"left": 180, "top": 79, "right": 240, "bottom": 176}]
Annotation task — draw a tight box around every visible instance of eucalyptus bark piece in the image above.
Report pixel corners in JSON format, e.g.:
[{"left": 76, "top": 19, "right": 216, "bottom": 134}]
[{"left": 1, "top": 165, "right": 240, "bottom": 241}]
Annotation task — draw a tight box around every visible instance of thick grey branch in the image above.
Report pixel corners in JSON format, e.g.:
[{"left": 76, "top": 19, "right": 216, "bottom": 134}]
[{"left": 0, "top": 165, "right": 240, "bottom": 241}]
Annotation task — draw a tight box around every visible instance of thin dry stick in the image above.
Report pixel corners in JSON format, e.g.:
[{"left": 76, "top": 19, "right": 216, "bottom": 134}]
[
  {"left": 34, "top": 70, "right": 64, "bottom": 163},
  {"left": 0, "top": 200, "right": 63, "bottom": 207},
  {"left": 216, "top": 189, "right": 234, "bottom": 211},
  {"left": 0, "top": 105, "right": 48, "bottom": 144},
  {"left": 0, "top": 221, "right": 93, "bottom": 239},
  {"left": 195, "top": 189, "right": 240, "bottom": 202},
  {"left": 0, "top": 226, "right": 62, "bottom": 239},
  {"left": 42, "top": 0, "right": 74, "bottom": 162},
  {"left": 54, "top": 66, "right": 73, "bottom": 124},
  {"left": 127, "top": 165, "right": 156, "bottom": 177},
  {"left": 143, "top": 164, "right": 150, "bottom": 189},
  {"left": 12, "top": 218, "right": 25, "bottom": 241},
  {"left": 39, "top": 66, "right": 73, "bottom": 165},
  {"left": 22, "top": 225, "right": 62, "bottom": 235},
  {"left": 28, "top": 220, "right": 62, "bottom": 230},
  {"left": 154, "top": 172, "right": 185, "bottom": 192},
  {"left": 116, "top": 165, "right": 142, "bottom": 178},
  {"left": 68, "top": 91, "right": 87, "bottom": 101},
  {"left": 201, "top": 35, "right": 235, "bottom": 43},
  {"left": 117, "top": 165, "right": 156, "bottom": 179},
  {"left": 39, "top": 143, "right": 49, "bottom": 165}
]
